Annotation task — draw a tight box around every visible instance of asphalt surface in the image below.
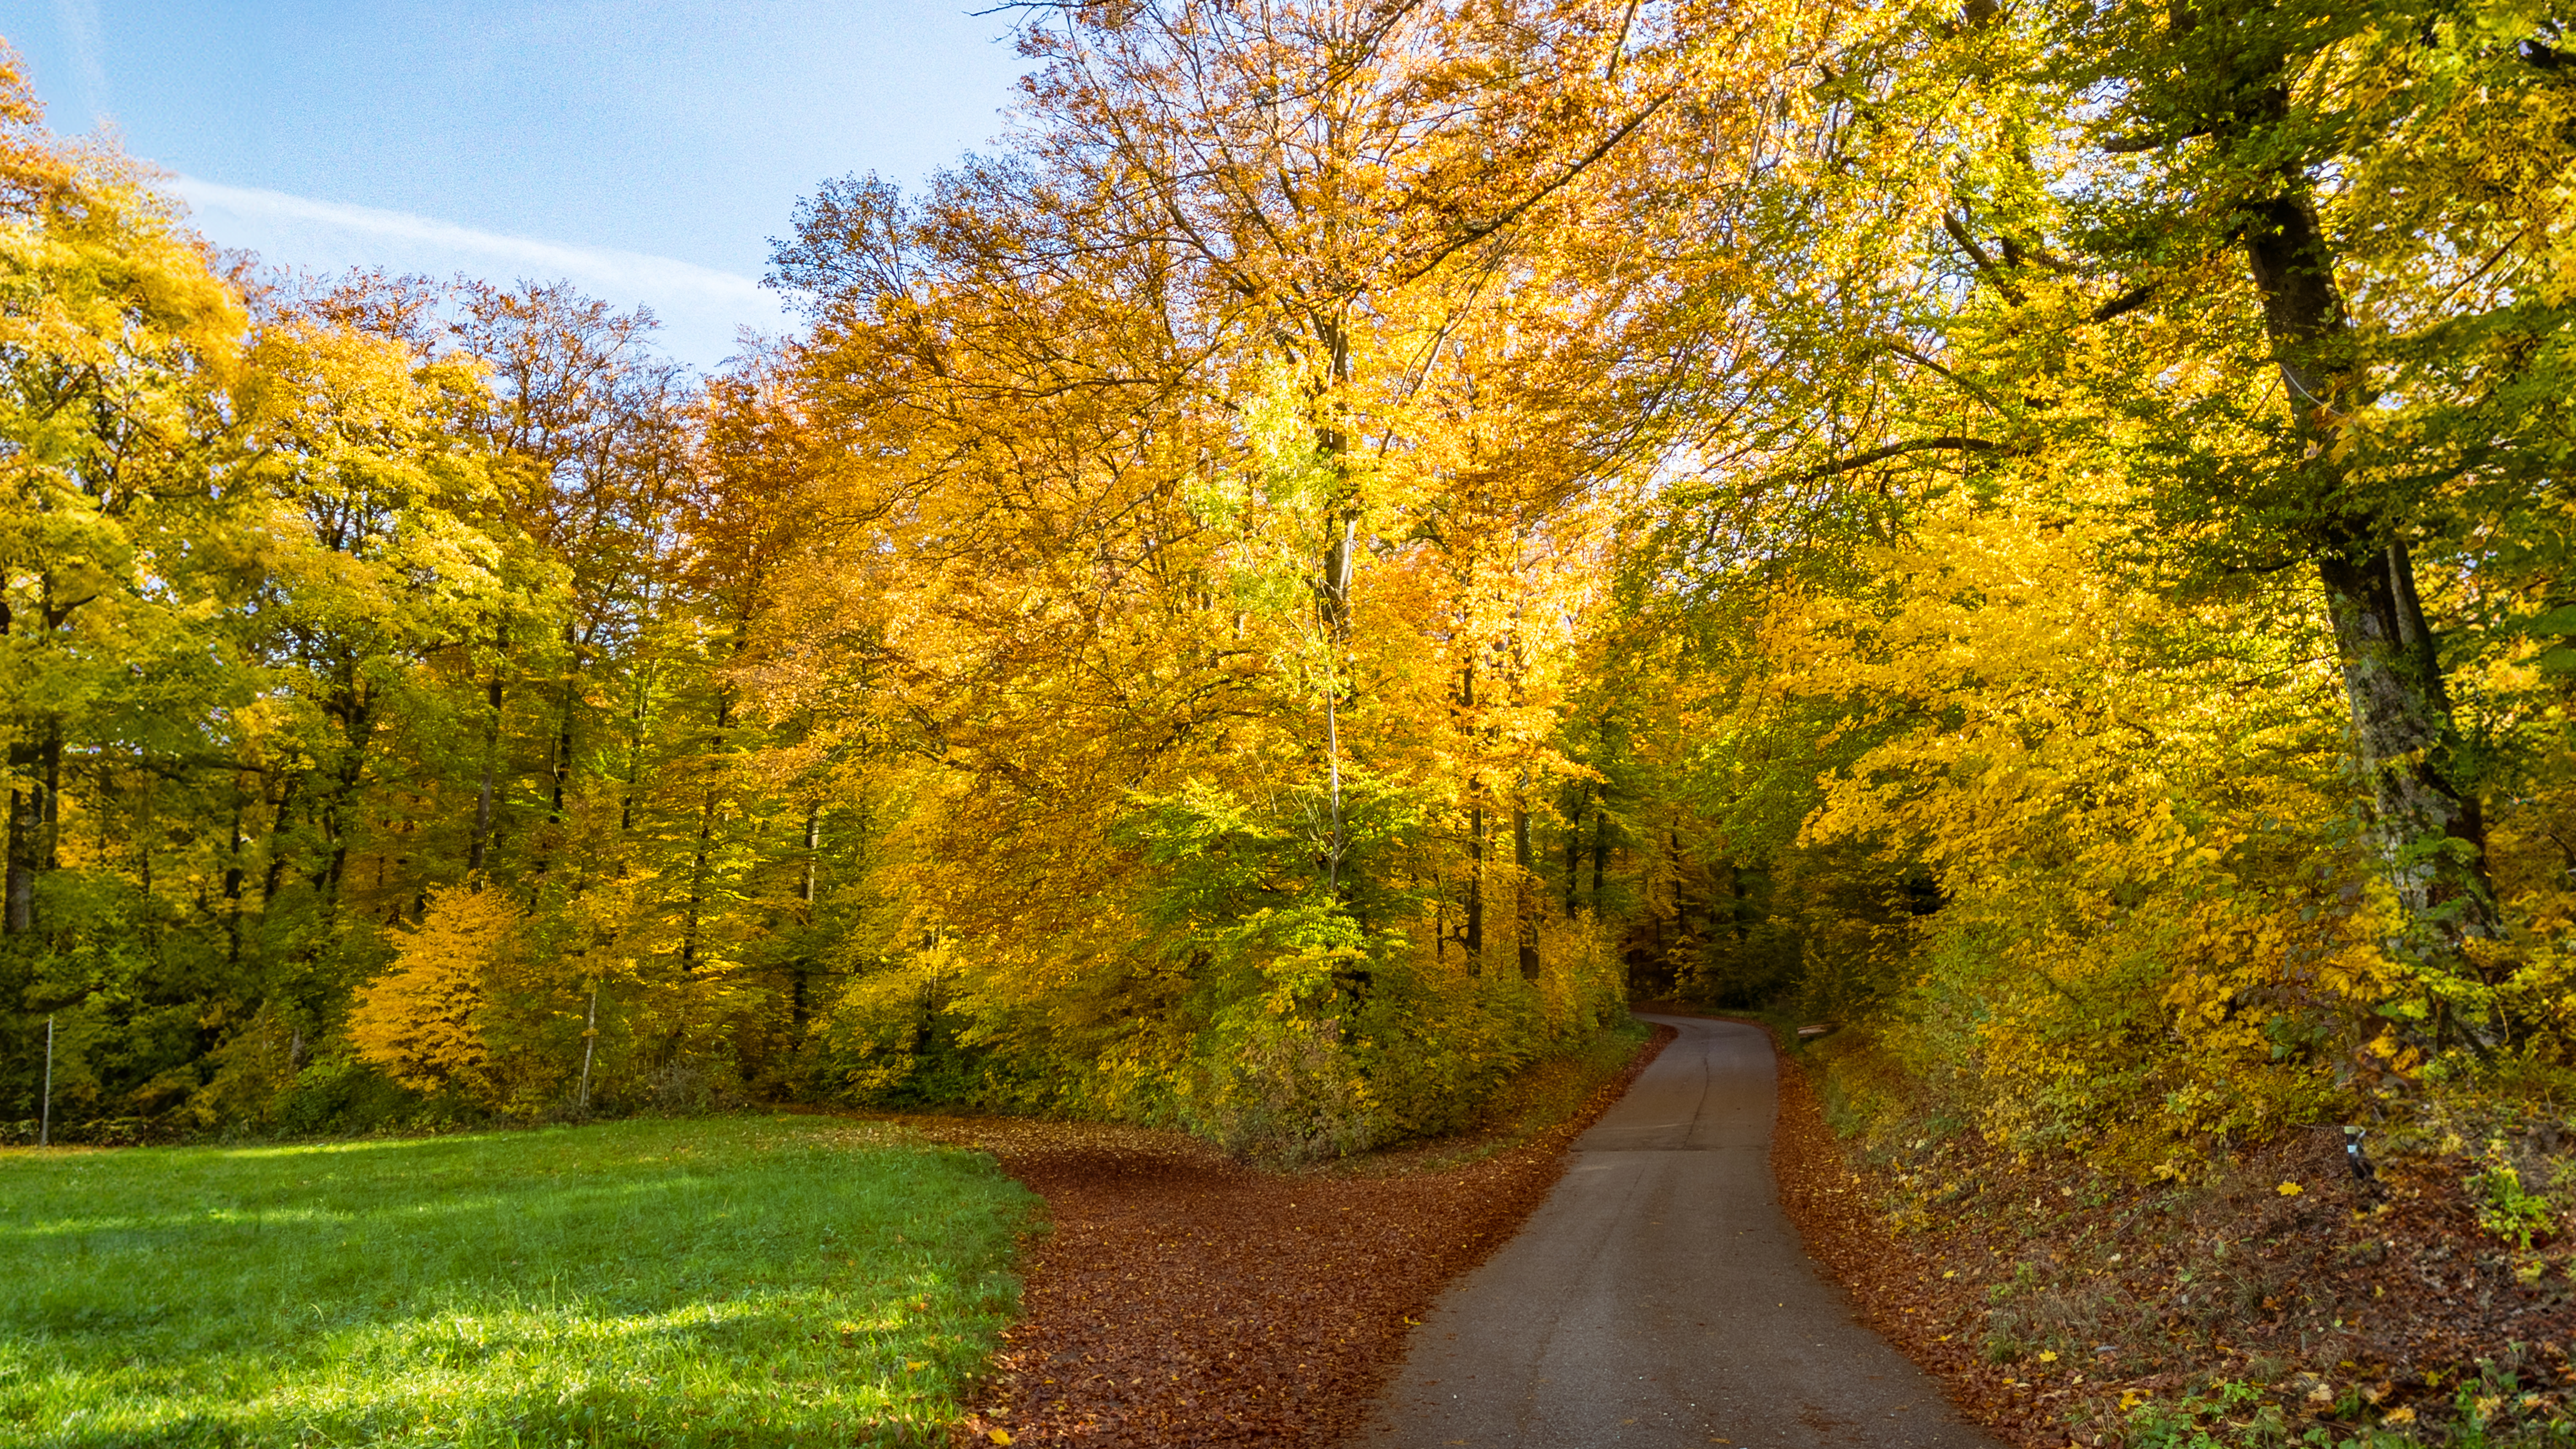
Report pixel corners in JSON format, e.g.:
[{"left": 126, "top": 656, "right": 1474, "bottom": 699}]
[{"left": 1348, "top": 1015, "right": 2002, "bottom": 1448}]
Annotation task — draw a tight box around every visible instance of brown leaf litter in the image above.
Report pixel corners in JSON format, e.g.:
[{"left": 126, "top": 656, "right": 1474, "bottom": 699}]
[
  {"left": 885, "top": 1025, "right": 1673, "bottom": 1447},
  {"left": 1767, "top": 1025, "right": 2576, "bottom": 1446}
]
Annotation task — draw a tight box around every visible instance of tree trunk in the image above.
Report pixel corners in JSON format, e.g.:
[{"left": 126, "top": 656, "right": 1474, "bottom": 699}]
[
  {"left": 1323, "top": 674, "right": 1346, "bottom": 891},
  {"left": 1458, "top": 659, "right": 1484, "bottom": 969},
  {"left": 551, "top": 681, "right": 575, "bottom": 823},
  {"left": 801, "top": 800, "right": 821, "bottom": 909},
  {"left": 0, "top": 598, "right": 14, "bottom": 933},
  {"left": 224, "top": 791, "right": 245, "bottom": 969},
  {"left": 134, "top": 766, "right": 157, "bottom": 960},
  {"left": 681, "top": 691, "right": 731, "bottom": 971},
  {"left": 1466, "top": 802, "right": 1485, "bottom": 969},
  {"left": 261, "top": 772, "right": 300, "bottom": 904},
  {"left": 1592, "top": 805, "right": 1608, "bottom": 907},
  {"left": 621, "top": 670, "right": 654, "bottom": 834},
  {"left": 551, "top": 625, "right": 582, "bottom": 824},
  {"left": 1314, "top": 312, "right": 1358, "bottom": 646},
  {"left": 38, "top": 723, "right": 58, "bottom": 872},
  {"left": 1514, "top": 777, "right": 1540, "bottom": 981},
  {"left": 1564, "top": 789, "right": 1582, "bottom": 917},
  {"left": 313, "top": 696, "right": 374, "bottom": 923},
  {"left": 467, "top": 669, "right": 503, "bottom": 877},
  {"left": 531, "top": 628, "right": 583, "bottom": 892},
  {"left": 2, "top": 722, "right": 57, "bottom": 934},
  {"left": 2240, "top": 185, "right": 2497, "bottom": 946},
  {"left": 4, "top": 766, "right": 33, "bottom": 935},
  {"left": 2317, "top": 541, "right": 2493, "bottom": 931}
]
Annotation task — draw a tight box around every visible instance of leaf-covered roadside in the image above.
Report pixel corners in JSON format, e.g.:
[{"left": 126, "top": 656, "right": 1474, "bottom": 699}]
[
  {"left": 1772, "top": 1021, "right": 2576, "bottom": 1448},
  {"left": 876, "top": 1024, "right": 1673, "bottom": 1448}
]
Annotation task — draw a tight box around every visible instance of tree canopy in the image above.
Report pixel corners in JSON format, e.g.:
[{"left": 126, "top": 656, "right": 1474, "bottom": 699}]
[{"left": 5, "top": 0, "right": 2573, "bottom": 1165}]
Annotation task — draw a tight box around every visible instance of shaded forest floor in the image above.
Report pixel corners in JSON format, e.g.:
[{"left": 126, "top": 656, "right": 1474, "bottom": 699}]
[
  {"left": 862, "top": 1022, "right": 1674, "bottom": 1448},
  {"left": 1746, "top": 1013, "right": 2576, "bottom": 1449}
]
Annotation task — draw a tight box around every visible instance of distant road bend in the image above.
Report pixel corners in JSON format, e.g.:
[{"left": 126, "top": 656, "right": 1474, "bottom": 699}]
[{"left": 1351, "top": 1015, "right": 2001, "bottom": 1448}]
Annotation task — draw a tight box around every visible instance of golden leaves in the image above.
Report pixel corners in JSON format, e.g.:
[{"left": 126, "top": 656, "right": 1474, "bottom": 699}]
[{"left": 345, "top": 886, "right": 522, "bottom": 1095}]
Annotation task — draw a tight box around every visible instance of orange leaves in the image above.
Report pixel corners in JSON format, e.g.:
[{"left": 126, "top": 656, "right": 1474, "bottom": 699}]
[{"left": 345, "top": 886, "right": 523, "bottom": 1096}]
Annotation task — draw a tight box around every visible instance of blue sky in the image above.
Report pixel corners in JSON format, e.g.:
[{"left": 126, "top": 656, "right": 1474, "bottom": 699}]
[{"left": 3, "top": 2, "right": 1030, "bottom": 369}]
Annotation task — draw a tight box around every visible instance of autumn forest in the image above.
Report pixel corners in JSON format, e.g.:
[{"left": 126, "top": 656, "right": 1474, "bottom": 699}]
[{"left": 6, "top": 0, "right": 2573, "bottom": 1173}]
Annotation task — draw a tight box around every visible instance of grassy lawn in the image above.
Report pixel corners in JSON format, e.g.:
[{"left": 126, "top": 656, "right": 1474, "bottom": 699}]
[{"left": 0, "top": 1116, "right": 1037, "bottom": 1448}]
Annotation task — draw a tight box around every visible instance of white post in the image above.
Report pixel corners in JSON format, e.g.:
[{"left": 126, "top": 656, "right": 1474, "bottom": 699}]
[{"left": 39, "top": 1014, "right": 54, "bottom": 1148}]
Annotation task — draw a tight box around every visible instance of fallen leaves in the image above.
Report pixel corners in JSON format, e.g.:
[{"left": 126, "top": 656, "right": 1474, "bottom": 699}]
[
  {"left": 918, "top": 1026, "right": 1675, "bottom": 1446},
  {"left": 1770, "top": 1029, "right": 2576, "bottom": 1446}
]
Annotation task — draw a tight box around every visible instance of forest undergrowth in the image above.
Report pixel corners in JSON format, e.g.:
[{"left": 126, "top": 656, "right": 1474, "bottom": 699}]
[{"left": 1775, "top": 1020, "right": 2576, "bottom": 1448}]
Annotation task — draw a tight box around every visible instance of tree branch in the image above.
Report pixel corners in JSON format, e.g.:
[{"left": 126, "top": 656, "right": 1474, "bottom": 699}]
[
  {"left": 2090, "top": 284, "right": 2156, "bottom": 322},
  {"left": 1392, "top": 92, "right": 1674, "bottom": 287},
  {"left": 1942, "top": 213, "right": 2023, "bottom": 305},
  {"left": 1798, "top": 435, "right": 2009, "bottom": 481}
]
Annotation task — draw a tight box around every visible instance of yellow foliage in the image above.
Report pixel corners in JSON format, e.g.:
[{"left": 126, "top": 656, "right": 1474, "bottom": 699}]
[
  {"left": 1756, "top": 467, "right": 2387, "bottom": 1155},
  {"left": 346, "top": 887, "right": 522, "bottom": 1096}
]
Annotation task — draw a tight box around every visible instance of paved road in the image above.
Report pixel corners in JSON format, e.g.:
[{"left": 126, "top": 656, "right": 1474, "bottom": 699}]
[{"left": 1348, "top": 1015, "right": 2001, "bottom": 1448}]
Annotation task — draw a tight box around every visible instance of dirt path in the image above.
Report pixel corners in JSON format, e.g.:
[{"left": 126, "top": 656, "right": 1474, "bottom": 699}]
[{"left": 1346, "top": 1015, "right": 2001, "bottom": 1448}]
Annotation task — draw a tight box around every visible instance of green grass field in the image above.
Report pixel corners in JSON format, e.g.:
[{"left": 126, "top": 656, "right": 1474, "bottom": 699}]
[{"left": 0, "top": 1117, "right": 1038, "bottom": 1448}]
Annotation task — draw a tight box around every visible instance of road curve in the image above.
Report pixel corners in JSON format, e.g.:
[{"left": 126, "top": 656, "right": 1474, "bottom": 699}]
[{"left": 1347, "top": 1015, "right": 2001, "bottom": 1448}]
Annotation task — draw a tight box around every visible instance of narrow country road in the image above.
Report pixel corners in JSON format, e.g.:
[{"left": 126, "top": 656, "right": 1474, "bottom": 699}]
[{"left": 1348, "top": 1015, "right": 2002, "bottom": 1448}]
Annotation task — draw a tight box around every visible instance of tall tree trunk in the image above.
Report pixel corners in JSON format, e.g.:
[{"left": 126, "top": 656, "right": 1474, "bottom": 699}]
[
  {"left": 621, "top": 669, "right": 654, "bottom": 834},
  {"left": 1459, "top": 661, "right": 1484, "bottom": 970},
  {"left": 681, "top": 691, "right": 731, "bottom": 971},
  {"left": 1323, "top": 676, "right": 1346, "bottom": 891},
  {"left": 1314, "top": 312, "right": 1358, "bottom": 646},
  {"left": 258, "top": 773, "right": 297, "bottom": 904},
  {"left": 550, "top": 678, "right": 576, "bottom": 823},
  {"left": 314, "top": 696, "right": 374, "bottom": 923},
  {"left": 3, "top": 751, "right": 32, "bottom": 937},
  {"left": 37, "top": 723, "right": 58, "bottom": 872},
  {"left": 800, "top": 800, "right": 821, "bottom": 910},
  {"left": 467, "top": 669, "right": 503, "bottom": 877},
  {"left": 531, "top": 627, "right": 583, "bottom": 892},
  {"left": 551, "top": 622, "right": 583, "bottom": 825},
  {"left": 133, "top": 766, "right": 157, "bottom": 960},
  {"left": 2241, "top": 187, "right": 2497, "bottom": 947},
  {"left": 1564, "top": 789, "right": 1583, "bottom": 917},
  {"left": 1311, "top": 315, "right": 1358, "bottom": 889},
  {"left": 1466, "top": 803, "right": 1485, "bottom": 969},
  {"left": 1592, "top": 804, "right": 1608, "bottom": 907},
  {"left": 1514, "top": 775, "right": 1540, "bottom": 981},
  {"left": 3, "top": 721, "right": 55, "bottom": 934},
  {"left": 224, "top": 790, "right": 245, "bottom": 969}
]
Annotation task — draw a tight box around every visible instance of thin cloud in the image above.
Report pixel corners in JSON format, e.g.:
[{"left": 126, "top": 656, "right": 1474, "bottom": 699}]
[
  {"left": 173, "top": 177, "right": 773, "bottom": 308},
  {"left": 170, "top": 177, "right": 788, "bottom": 370},
  {"left": 49, "top": 0, "right": 108, "bottom": 125}
]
